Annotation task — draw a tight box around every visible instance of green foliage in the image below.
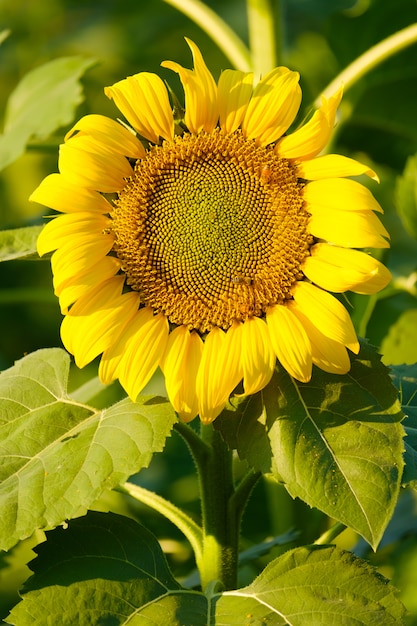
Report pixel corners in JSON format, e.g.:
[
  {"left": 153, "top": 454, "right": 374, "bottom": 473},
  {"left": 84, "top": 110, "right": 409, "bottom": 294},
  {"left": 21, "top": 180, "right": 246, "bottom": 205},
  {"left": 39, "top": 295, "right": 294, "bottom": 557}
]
[
  {"left": 0, "top": 226, "right": 43, "bottom": 261},
  {"left": 2, "top": 0, "right": 417, "bottom": 622},
  {"left": 0, "top": 349, "right": 177, "bottom": 552},
  {"left": 0, "top": 56, "right": 96, "bottom": 171},
  {"left": 396, "top": 154, "right": 417, "bottom": 241},
  {"left": 7, "top": 511, "right": 406, "bottom": 626},
  {"left": 217, "top": 342, "right": 405, "bottom": 548}
]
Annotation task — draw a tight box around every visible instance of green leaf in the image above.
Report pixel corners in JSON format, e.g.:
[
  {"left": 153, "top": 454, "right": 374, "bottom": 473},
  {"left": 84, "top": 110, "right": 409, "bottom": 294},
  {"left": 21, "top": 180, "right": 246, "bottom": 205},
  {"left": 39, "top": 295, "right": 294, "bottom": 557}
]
[
  {"left": 217, "top": 545, "right": 406, "bottom": 625},
  {"left": 390, "top": 363, "right": 417, "bottom": 488},
  {"left": 8, "top": 513, "right": 405, "bottom": 625},
  {"left": 381, "top": 309, "right": 417, "bottom": 366},
  {"left": 395, "top": 154, "right": 417, "bottom": 240},
  {"left": 0, "top": 349, "right": 177, "bottom": 552},
  {"left": 8, "top": 511, "right": 208, "bottom": 626},
  {"left": 0, "top": 56, "right": 96, "bottom": 171},
  {"left": 0, "top": 226, "right": 43, "bottom": 262},
  {"left": 216, "top": 342, "right": 405, "bottom": 548}
]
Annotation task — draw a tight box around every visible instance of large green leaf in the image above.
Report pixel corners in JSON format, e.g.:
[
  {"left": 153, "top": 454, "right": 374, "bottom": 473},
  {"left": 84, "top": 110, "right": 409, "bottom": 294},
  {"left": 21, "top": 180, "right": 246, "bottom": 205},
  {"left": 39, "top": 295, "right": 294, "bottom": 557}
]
[
  {"left": 216, "top": 342, "right": 405, "bottom": 548},
  {"left": 0, "top": 349, "right": 177, "bottom": 552},
  {"left": 0, "top": 56, "right": 96, "bottom": 171},
  {"left": 7, "top": 511, "right": 405, "bottom": 625},
  {"left": 0, "top": 226, "right": 43, "bottom": 262}
]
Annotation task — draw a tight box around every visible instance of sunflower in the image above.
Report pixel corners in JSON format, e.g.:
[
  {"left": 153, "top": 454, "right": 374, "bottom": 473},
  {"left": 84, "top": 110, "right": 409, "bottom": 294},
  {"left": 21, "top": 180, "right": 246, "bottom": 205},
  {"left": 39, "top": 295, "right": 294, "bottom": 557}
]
[{"left": 31, "top": 39, "right": 391, "bottom": 424}]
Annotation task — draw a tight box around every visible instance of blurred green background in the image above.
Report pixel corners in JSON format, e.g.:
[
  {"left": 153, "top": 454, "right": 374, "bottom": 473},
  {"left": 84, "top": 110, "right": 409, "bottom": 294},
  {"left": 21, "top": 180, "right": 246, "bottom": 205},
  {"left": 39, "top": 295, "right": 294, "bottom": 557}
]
[{"left": 1, "top": 0, "right": 417, "bottom": 622}]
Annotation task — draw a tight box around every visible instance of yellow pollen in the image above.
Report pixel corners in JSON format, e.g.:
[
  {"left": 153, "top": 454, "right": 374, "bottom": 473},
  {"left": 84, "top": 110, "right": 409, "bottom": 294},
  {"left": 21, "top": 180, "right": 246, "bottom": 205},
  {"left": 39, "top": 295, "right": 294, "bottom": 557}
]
[{"left": 111, "top": 129, "right": 311, "bottom": 333}]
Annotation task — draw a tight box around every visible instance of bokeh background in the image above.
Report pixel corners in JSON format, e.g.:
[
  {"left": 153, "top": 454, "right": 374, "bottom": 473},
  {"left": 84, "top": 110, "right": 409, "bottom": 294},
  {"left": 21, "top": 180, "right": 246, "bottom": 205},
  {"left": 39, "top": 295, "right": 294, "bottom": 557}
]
[{"left": 1, "top": 0, "right": 417, "bottom": 622}]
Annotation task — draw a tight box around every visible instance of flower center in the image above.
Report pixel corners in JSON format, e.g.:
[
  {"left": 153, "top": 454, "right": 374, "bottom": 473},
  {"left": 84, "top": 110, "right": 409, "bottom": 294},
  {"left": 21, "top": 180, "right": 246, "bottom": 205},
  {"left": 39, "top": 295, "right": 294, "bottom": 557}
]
[{"left": 111, "top": 129, "right": 311, "bottom": 333}]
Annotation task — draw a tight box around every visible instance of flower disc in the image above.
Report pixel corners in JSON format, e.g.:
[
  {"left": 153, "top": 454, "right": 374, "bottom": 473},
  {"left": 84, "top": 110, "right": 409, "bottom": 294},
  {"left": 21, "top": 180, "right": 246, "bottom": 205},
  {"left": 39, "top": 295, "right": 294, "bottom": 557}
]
[{"left": 112, "top": 129, "right": 311, "bottom": 332}]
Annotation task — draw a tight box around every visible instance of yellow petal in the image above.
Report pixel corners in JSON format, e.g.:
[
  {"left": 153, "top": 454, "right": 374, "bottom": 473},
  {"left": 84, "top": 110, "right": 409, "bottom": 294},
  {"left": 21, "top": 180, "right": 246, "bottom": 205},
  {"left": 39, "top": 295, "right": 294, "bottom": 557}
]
[
  {"left": 115, "top": 309, "right": 169, "bottom": 401},
  {"left": 241, "top": 317, "right": 275, "bottom": 395},
  {"left": 291, "top": 302, "right": 351, "bottom": 374},
  {"left": 61, "top": 277, "right": 140, "bottom": 368},
  {"left": 51, "top": 235, "right": 114, "bottom": 291},
  {"left": 65, "top": 114, "right": 145, "bottom": 158},
  {"left": 218, "top": 69, "right": 253, "bottom": 134},
  {"left": 308, "top": 208, "right": 390, "bottom": 248},
  {"left": 105, "top": 73, "right": 174, "bottom": 143},
  {"left": 277, "top": 86, "right": 343, "bottom": 161},
  {"left": 298, "top": 154, "right": 379, "bottom": 181},
  {"left": 59, "top": 135, "right": 133, "bottom": 193},
  {"left": 292, "top": 282, "right": 359, "bottom": 353},
  {"left": 304, "top": 178, "right": 383, "bottom": 213},
  {"left": 161, "top": 326, "right": 203, "bottom": 423},
  {"left": 266, "top": 304, "right": 312, "bottom": 382},
  {"left": 30, "top": 173, "right": 111, "bottom": 214},
  {"left": 242, "top": 67, "right": 301, "bottom": 146},
  {"left": 195, "top": 328, "right": 225, "bottom": 422},
  {"left": 56, "top": 256, "right": 121, "bottom": 313},
  {"left": 37, "top": 212, "right": 111, "bottom": 256},
  {"left": 162, "top": 38, "right": 218, "bottom": 134},
  {"left": 302, "top": 244, "right": 392, "bottom": 294}
]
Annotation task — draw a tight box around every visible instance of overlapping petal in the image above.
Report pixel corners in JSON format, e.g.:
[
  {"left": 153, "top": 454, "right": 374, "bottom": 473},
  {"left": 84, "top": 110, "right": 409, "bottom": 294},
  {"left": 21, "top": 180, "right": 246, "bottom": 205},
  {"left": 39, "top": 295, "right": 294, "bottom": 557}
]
[
  {"left": 277, "top": 86, "right": 343, "bottom": 161},
  {"left": 65, "top": 114, "right": 146, "bottom": 158},
  {"left": 61, "top": 277, "right": 140, "bottom": 368},
  {"left": 241, "top": 317, "right": 275, "bottom": 394},
  {"left": 30, "top": 173, "right": 111, "bottom": 214},
  {"left": 218, "top": 70, "right": 253, "bottom": 134},
  {"left": 242, "top": 67, "right": 301, "bottom": 146},
  {"left": 266, "top": 303, "right": 312, "bottom": 382},
  {"left": 162, "top": 38, "right": 218, "bottom": 134},
  {"left": 303, "top": 243, "right": 392, "bottom": 294},
  {"left": 37, "top": 212, "right": 111, "bottom": 256},
  {"left": 161, "top": 326, "right": 203, "bottom": 423},
  {"left": 292, "top": 282, "right": 359, "bottom": 353},
  {"left": 298, "top": 154, "right": 378, "bottom": 181},
  {"left": 59, "top": 135, "right": 133, "bottom": 192},
  {"left": 105, "top": 73, "right": 174, "bottom": 143},
  {"left": 291, "top": 302, "right": 351, "bottom": 375},
  {"left": 196, "top": 322, "right": 244, "bottom": 423}
]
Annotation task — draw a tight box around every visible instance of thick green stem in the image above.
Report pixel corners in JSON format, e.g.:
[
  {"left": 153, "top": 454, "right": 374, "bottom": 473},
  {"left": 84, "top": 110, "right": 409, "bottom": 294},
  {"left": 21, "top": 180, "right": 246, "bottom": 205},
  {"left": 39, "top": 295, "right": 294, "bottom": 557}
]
[
  {"left": 246, "top": 0, "right": 278, "bottom": 76},
  {"left": 196, "top": 424, "right": 238, "bottom": 590}
]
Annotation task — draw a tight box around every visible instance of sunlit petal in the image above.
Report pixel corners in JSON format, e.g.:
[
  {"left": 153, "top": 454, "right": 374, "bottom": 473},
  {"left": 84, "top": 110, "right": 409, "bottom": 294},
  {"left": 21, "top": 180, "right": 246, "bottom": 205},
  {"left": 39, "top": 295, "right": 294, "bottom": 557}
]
[
  {"left": 242, "top": 68, "right": 301, "bottom": 145},
  {"left": 162, "top": 38, "right": 218, "bottom": 133},
  {"left": 241, "top": 317, "right": 275, "bottom": 394},
  {"left": 105, "top": 73, "right": 174, "bottom": 143},
  {"left": 65, "top": 114, "right": 145, "bottom": 158},
  {"left": 292, "top": 281, "right": 359, "bottom": 353},
  {"left": 161, "top": 326, "right": 203, "bottom": 423},
  {"left": 59, "top": 135, "right": 133, "bottom": 192},
  {"left": 299, "top": 155, "right": 379, "bottom": 181},
  {"left": 266, "top": 304, "right": 312, "bottom": 382},
  {"left": 61, "top": 277, "right": 140, "bottom": 368},
  {"left": 30, "top": 173, "right": 111, "bottom": 214},
  {"left": 277, "top": 86, "right": 343, "bottom": 161},
  {"left": 218, "top": 69, "right": 253, "bottom": 133},
  {"left": 303, "top": 243, "right": 392, "bottom": 294}
]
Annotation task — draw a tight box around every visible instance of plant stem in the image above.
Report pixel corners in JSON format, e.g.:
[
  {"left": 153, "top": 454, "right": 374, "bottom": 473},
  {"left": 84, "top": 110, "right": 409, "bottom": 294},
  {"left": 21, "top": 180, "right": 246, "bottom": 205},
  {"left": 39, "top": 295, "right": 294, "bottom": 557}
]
[
  {"left": 161, "top": 0, "right": 252, "bottom": 71},
  {"left": 246, "top": 0, "right": 277, "bottom": 76},
  {"left": 314, "top": 521, "right": 347, "bottom": 546},
  {"left": 195, "top": 424, "right": 238, "bottom": 590},
  {"left": 315, "top": 22, "right": 417, "bottom": 106},
  {"left": 117, "top": 482, "right": 204, "bottom": 565}
]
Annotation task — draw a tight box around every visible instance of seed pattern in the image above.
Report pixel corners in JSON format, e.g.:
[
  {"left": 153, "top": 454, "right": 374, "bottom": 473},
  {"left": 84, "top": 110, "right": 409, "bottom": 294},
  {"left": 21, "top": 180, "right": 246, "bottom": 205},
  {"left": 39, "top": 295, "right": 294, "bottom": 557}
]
[{"left": 111, "top": 128, "right": 311, "bottom": 332}]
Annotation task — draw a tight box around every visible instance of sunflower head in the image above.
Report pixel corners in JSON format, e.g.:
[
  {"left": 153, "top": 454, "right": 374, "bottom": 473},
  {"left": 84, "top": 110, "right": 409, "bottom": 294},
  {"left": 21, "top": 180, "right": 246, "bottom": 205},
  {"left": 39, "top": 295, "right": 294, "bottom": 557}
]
[{"left": 31, "top": 39, "right": 391, "bottom": 424}]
